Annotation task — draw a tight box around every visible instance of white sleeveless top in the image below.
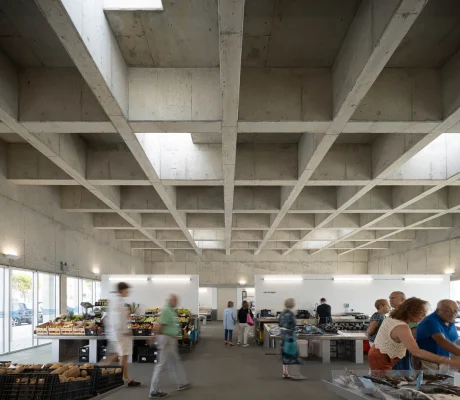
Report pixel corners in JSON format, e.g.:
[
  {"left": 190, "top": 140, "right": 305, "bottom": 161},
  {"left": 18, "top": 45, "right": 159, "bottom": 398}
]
[{"left": 374, "top": 317, "right": 407, "bottom": 359}]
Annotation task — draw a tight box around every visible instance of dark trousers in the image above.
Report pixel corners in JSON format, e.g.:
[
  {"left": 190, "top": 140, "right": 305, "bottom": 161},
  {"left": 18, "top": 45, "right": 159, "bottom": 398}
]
[
  {"left": 392, "top": 351, "right": 412, "bottom": 371},
  {"left": 225, "top": 329, "right": 233, "bottom": 342}
]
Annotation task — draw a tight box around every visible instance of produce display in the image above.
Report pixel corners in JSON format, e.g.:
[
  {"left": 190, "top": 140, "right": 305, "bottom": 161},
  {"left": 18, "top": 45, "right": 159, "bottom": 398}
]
[
  {"left": 0, "top": 361, "right": 124, "bottom": 399},
  {"left": 332, "top": 369, "right": 460, "bottom": 399}
]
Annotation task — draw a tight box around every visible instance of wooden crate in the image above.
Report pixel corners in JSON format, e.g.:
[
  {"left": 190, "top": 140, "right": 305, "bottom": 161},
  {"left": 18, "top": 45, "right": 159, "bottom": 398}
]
[
  {"left": 73, "top": 326, "right": 86, "bottom": 335},
  {"left": 35, "top": 327, "right": 49, "bottom": 335},
  {"left": 48, "top": 327, "right": 61, "bottom": 335},
  {"left": 60, "top": 327, "right": 74, "bottom": 335}
]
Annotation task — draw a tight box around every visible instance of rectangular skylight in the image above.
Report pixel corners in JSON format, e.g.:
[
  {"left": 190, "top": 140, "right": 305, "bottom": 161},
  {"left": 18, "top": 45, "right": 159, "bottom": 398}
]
[{"left": 104, "top": 0, "right": 163, "bottom": 11}]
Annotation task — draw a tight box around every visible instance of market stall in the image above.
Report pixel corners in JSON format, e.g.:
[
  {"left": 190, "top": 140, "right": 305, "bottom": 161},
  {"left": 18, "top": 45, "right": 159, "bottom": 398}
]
[
  {"left": 255, "top": 274, "right": 449, "bottom": 317},
  {"left": 324, "top": 369, "right": 460, "bottom": 399},
  {"left": 263, "top": 323, "right": 365, "bottom": 363}
]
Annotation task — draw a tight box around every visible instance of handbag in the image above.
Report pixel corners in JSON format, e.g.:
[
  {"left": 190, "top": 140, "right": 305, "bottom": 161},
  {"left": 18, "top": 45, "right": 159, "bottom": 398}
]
[
  {"left": 283, "top": 337, "right": 297, "bottom": 356},
  {"left": 246, "top": 312, "right": 254, "bottom": 326}
]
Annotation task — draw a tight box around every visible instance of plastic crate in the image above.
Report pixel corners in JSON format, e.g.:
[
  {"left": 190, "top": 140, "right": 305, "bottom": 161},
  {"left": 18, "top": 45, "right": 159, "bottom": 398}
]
[
  {"left": 78, "top": 355, "right": 89, "bottom": 363},
  {"left": 0, "top": 372, "right": 59, "bottom": 400},
  {"left": 84, "top": 328, "right": 99, "bottom": 336},
  {"left": 93, "top": 365, "right": 124, "bottom": 395},
  {"left": 98, "top": 346, "right": 107, "bottom": 355},
  {"left": 138, "top": 355, "right": 157, "bottom": 363},
  {"left": 79, "top": 346, "right": 89, "bottom": 355},
  {"left": 98, "top": 355, "right": 108, "bottom": 362},
  {"left": 137, "top": 347, "right": 157, "bottom": 357},
  {"left": 52, "top": 378, "right": 93, "bottom": 400},
  {"left": 132, "top": 329, "right": 152, "bottom": 336}
]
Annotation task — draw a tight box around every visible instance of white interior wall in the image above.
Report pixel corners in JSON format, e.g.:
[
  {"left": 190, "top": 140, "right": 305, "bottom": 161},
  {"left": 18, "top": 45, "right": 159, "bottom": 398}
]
[
  {"left": 255, "top": 274, "right": 449, "bottom": 316},
  {"left": 199, "top": 288, "right": 213, "bottom": 308},
  {"left": 101, "top": 274, "right": 199, "bottom": 314},
  {"left": 0, "top": 141, "right": 144, "bottom": 277},
  {"left": 145, "top": 249, "right": 368, "bottom": 286}
]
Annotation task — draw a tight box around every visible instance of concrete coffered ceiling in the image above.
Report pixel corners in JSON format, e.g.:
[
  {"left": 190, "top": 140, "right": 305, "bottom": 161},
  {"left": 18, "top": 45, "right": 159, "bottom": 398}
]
[{"left": 2, "top": 0, "right": 460, "bottom": 258}]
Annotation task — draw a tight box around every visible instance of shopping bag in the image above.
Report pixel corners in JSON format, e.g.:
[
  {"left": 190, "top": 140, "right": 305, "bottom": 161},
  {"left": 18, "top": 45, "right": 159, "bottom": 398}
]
[
  {"left": 284, "top": 339, "right": 297, "bottom": 356},
  {"left": 247, "top": 313, "right": 254, "bottom": 326}
]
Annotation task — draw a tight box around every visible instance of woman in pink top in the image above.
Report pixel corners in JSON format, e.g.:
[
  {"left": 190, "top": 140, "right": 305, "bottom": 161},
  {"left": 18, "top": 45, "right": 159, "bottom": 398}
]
[{"left": 369, "top": 297, "right": 460, "bottom": 371}]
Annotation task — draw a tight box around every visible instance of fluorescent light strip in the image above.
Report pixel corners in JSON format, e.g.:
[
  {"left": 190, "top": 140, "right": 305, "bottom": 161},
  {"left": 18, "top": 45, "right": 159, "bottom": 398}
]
[
  {"left": 108, "top": 277, "right": 147, "bottom": 281},
  {"left": 151, "top": 277, "right": 191, "bottom": 282},
  {"left": 404, "top": 277, "right": 443, "bottom": 282},
  {"left": 334, "top": 276, "right": 373, "bottom": 282},
  {"left": 263, "top": 277, "right": 303, "bottom": 281}
]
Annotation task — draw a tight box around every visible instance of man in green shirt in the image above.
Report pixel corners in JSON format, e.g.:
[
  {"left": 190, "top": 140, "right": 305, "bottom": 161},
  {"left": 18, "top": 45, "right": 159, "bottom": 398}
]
[{"left": 149, "top": 294, "right": 191, "bottom": 398}]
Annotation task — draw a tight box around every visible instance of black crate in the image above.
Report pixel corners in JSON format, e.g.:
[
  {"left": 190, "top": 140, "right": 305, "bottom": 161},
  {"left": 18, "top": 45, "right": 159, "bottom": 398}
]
[
  {"left": 98, "top": 346, "right": 107, "bottom": 355},
  {"left": 78, "top": 355, "right": 89, "bottom": 363},
  {"left": 0, "top": 372, "right": 59, "bottom": 400},
  {"left": 137, "top": 347, "right": 157, "bottom": 357},
  {"left": 52, "top": 379, "right": 93, "bottom": 400},
  {"left": 93, "top": 367, "right": 124, "bottom": 395},
  {"left": 138, "top": 355, "right": 157, "bottom": 363},
  {"left": 84, "top": 328, "right": 99, "bottom": 336},
  {"left": 79, "top": 346, "right": 90, "bottom": 355},
  {"left": 132, "top": 329, "right": 152, "bottom": 336},
  {"left": 97, "top": 355, "right": 108, "bottom": 362}
]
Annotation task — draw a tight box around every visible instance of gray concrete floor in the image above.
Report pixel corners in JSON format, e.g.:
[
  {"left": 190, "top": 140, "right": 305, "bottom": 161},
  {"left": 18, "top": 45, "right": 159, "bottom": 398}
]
[
  {"left": 0, "top": 324, "right": 368, "bottom": 398},
  {"left": 105, "top": 324, "right": 366, "bottom": 399}
]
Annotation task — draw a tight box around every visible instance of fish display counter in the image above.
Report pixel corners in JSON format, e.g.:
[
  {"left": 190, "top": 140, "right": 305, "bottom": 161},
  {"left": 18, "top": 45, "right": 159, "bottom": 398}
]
[
  {"left": 323, "top": 369, "right": 460, "bottom": 399},
  {"left": 263, "top": 323, "right": 366, "bottom": 364}
]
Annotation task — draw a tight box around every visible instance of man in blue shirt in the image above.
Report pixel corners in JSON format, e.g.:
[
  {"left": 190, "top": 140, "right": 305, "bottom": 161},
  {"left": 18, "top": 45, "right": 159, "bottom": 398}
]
[{"left": 416, "top": 300, "right": 460, "bottom": 370}]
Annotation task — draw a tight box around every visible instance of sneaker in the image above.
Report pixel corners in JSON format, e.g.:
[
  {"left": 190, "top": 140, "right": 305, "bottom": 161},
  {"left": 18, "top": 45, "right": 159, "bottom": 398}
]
[
  {"left": 228, "top": 342, "right": 235, "bottom": 346},
  {"left": 237, "top": 342, "right": 241, "bottom": 345},
  {"left": 177, "top": 384, "right": 192, "bottom": 391},
  {"left": 282, "top": 374, "right": 292, "bottom": 379},
  {"left": 225, "top": 341, "right": 228, "bottom": 345},
  {"left": 243, "top": 344, "right": 249, "bottom": 348},
  {"left": 128, "top": 380, "right": 141, "bottom": 387},
  {"left": 149, "top": 392, "right": 169, "bottom": 398}
]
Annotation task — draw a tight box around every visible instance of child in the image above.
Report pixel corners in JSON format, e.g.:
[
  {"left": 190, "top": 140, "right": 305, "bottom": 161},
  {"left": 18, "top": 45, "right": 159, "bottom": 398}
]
[{"left": 223, "top": 301, "right": 236, "bottom": 346}]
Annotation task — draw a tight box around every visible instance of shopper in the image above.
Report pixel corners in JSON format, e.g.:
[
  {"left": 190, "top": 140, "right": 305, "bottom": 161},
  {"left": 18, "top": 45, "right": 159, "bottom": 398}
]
[
  {"left": 279, "top": 298, "right": 306, "bottom": 380},
  {"left": 106, "top": 282, "right": 141, "bottom": 387},
  {"left": 223, "top": 301, "right": 236, "bottom": 346},
  {"left": 316, "top": 298, "right": 332, "bottom": 324},
  {"left": 237, "top": 300, "right": 254, "bottom": 347},
  {"left": 388, "top": 291, "right": 411, "bottom": 371},
  {"left": 149, "top": 294, "right": 191, "bottom": 398},
  {"left": 415, "top": 300, "right": 460, "bottom": 370},
  {"left": 367, "top": 299, "right": 390, "bottom": 346},
  {"left": 389, "top": 291, "right": 406, "bottom": 309},
  {"left": 368, "top": 297, "right": 460, "bottom": 372}
]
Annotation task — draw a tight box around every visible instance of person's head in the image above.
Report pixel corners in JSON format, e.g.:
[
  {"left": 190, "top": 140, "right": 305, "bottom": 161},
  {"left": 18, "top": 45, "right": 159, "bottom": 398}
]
[
  {"left": 284, "top": 298, "right": 295, "bottom": 310},
  {"left": 320, "top": 298, "right": 326, "bottom": 304},
  {"left": 168, "top": 294, "right": 178, "bottom": 308},
  {"left": 390, "top": 297, "right": 429, "bottom": 323},
  {"left": 375, "top": 299, "right": 390, "bottom": 314},
  {"left": 227, "top": 301, "right": 234, "bottom": 308},
  {"left": 117, "top": 282, "right": 130, "bottom": 298},
  {"left": 436, "top": 299, "right": 458, "bottom": 324},
  {"left": 389, "top": 291, "right": 406, "bottom": 309},
  {"left": 242, "top": 300, "right": 249, "bottom": 309}
]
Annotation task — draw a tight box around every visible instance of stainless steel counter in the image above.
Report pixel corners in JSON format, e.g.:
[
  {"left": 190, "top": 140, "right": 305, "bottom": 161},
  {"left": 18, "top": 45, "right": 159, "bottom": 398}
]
[{"left": 263, "top": 324, "right": 365, "bottom": 364}]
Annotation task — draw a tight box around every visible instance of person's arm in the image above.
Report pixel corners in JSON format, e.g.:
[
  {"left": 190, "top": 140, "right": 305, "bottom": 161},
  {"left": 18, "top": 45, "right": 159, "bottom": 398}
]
[
  {"left": 432, "top": 333, "right": 460, "bottom": 357},
  {"left": 367, "top": 321, "right": 379, "bottom": 338},
  {"left": 233, "top": 310, "right": 237, "bottom": 321},
  {"left": 393, "top": 325, "right": 460, "bottom": 367},
  {"left": 250, "top": 309, "right": 254, "bottom": 318}
]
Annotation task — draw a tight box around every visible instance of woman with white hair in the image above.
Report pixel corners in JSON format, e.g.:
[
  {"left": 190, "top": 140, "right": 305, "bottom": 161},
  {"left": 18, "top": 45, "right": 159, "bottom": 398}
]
[{"left": 279, "top": 298, "right": 306, "bottom": 380}]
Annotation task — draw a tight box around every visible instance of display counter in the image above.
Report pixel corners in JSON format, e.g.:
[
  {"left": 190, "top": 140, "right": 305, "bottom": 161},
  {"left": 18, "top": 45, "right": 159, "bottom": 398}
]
[
  {"left": 263, "top": 323, "right": 365, "bottom": 364},
  {"left": 255, "top": 317, "right": 318, "bottom": 344}
]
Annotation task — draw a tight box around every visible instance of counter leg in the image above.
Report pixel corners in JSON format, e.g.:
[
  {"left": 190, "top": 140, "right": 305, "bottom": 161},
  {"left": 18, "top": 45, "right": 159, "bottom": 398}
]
[
  {"left": 354, "top": 340, "right": 364, "bottom": 364},
  {"left": 89, "top": 340, "right": 98, "bottom": 363},
  {"left": 51, "top": 340, "right": 60, "bottom": 363},
  {"left": 321, "top": 340, "right": 331, "bottom": 364}
]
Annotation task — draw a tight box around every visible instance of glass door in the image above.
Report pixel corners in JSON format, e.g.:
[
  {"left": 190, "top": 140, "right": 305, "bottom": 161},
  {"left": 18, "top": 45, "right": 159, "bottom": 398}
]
[
  {"left": 67, "top": 277, "right": 80, "bottom": 314},
  {"left": 10, "top": 269, "right": 34, "bottom": 351},
  {"left": 0, "top": 267, "right": 5, "bottom": 354},
  {"left": 37, "top": 273, "right": 59, "bottom": 345}
]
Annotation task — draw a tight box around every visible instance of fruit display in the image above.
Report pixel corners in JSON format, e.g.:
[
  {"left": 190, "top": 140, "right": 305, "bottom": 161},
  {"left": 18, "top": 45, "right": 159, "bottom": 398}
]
[
  {"left": 179, "top": 317, "right": 189, "bottom": 323},
  {"left": 176, "top": 308, "right": 191, "bottom": 316},
  {"left": 145, "top": 308, "right": 160, "bottom": 315},
  {"left": 127, "top": 323, "right": 153, "bottom": 330}
]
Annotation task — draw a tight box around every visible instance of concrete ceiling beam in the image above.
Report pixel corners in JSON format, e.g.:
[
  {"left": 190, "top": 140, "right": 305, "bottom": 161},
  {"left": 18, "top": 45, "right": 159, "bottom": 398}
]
[
  {"left": 255, "top": 0, "right": 426, "bottom": 255},
  {"left": 218, "top": 0, "right": 245, "bottom": 255},
  {"left": 35, "top": 0, "right": 200, "bottom": 254}
]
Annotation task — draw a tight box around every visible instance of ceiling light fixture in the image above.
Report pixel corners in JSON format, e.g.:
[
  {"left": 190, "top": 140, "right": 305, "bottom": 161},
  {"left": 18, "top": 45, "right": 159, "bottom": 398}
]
[
  {"left": 108, "top": 277, "right": 147, "bottom": 281},
  {"left": 239, "top": 280, "right": 247, "bottom": 285},
  {"left": 150, "top": 277, "right": 191, "bottom": 282},
  {"left": 2, "top": 253, "right": 20, "bottom": 261},
  {"left": 263, "top": 276, "right": 303, "bottom": 282}
]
